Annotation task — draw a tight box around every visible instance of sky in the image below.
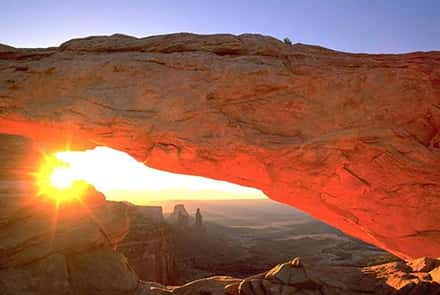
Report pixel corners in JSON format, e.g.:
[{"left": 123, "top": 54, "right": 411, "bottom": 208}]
[
  {"left": 1, "top": 0, "right": 439, "bottom": 53},
  {"left": 53, "top": 147, "right": 266, "bottom": 203},
  {"left": 3, "top": 1, "right": 439, "bottom": 201}
]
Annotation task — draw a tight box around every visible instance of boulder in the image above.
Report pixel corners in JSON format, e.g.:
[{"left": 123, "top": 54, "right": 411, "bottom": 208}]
[
  {"left": 236, "top": 256, "right": 440, "bottom": 294},
  {"left": 430, "top": 266, "right": 440, "bottom": 283},
  {"left": 408, "top": 257, "right": 440, "bottom": 273},
  {"left": 138, "top": 256, "right": 440, "bottom": 294}
]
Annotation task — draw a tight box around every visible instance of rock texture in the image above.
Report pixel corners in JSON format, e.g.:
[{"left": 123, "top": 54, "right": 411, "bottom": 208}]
[
  {"left": 0, "top": 134, "right": 439, "bottom": 294},
  {"left": 0, "top": 134, "right": 38, "bottom": 180},
  {"left": 0, "top": 133, "right": 178, "bottom": 290},
  {"left": 0, "top": 180, "right": 140, "bottom": 295},
  {"left": 234, "top": 257, "right": 440, "bottom": 295},
  {"left": 136, "top": 257, "right": 440, "bottom": 295},
  {"left": 117, "top": 204, "right": 178, "bottom": 284},
  {"left": 0, "top": 33, "right": 439, "bottom": 259}
]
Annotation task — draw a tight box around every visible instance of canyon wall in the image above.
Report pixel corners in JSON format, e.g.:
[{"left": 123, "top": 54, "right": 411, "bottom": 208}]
[
  {"left": 0, "top": 180, "right": 139, "bottom": 295},
  {"left": 0, "top": 33, "right": 439, "bottom": 260},
  {"left": 1, "top": 134, "right": 440, "bottom": 294},
  {"left": 117, "top": 204, "right": 177, "bottom": 284},
  {"left": 0, "top": 133, "right": 177, "bottom": 293},
  {"left": 136, "top": 205, "right": 165, "bottom": 223}
]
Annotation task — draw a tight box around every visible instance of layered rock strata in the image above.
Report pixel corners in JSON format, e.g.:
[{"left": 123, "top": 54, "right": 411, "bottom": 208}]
[
  {"left": 0, "top": 181, "right": 138, "bottom": 295},
  {"left": 117, "top": 204, "right": 177, "bottom": 284},
  {"left": 0, "top": 33, "right": 439, "bottom": 260}
]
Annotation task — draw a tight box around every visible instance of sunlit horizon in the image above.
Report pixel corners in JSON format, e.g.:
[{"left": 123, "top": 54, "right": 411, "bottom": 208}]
[{"left": 51, "top": 146, "right": 265, "bottom": 204}]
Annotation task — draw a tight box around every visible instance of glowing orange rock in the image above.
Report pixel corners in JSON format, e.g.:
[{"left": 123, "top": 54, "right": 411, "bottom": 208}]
[{"left": 0, "top": 33, "right": 439, "bottom": 260}]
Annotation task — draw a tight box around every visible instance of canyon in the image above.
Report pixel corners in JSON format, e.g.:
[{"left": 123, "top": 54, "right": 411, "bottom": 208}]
[
  {"left": 0, "top": 133, "right": 439, "bottom": 293},
  {"left": 116, "top": 204, "right": 177, "bottom": 284},
  {"left": 1, "top": 174, "right": 440, "bottom": 294},
  {"left": 0, "top": 33, "right": 440, "bottom": 293},
  {"left": 1, "top": 33, "right": 439, "bottom": 260}
]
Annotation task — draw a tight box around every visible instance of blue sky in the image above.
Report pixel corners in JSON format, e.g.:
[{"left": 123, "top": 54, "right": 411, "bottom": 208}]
[{"left": 1, "top": 0, "right": 439, "bottom": 53}]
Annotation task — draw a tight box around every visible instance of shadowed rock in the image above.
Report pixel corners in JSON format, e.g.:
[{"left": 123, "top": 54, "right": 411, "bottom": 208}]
[
  {"left": 139, "top": 257, "right": 440, "bottom": 295},
  {"left": 117, "top": 203, "right": 177, "bottom": 284},
  {"left": 1, "top": 134, "right": 439, "bottom": 294},
  {"left": 0, "top": 33, "right": 439, "bottom": 260},
  {"left": 0, "top": 178, "right": 137, "bottom": 295}
]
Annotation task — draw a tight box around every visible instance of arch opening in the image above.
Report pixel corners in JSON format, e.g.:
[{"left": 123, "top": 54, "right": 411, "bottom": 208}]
[
  {"left": 0, "top": 32, "right": 439, "bottom": 263},
  {"left": 34, "top": 146, "right": 267, "bottom": 204}
]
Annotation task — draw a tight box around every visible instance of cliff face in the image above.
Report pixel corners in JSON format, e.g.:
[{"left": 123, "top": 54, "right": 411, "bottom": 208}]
[
  {"left": 0, "top": 135, "right": 439, "bottom": 294},
  {"left": 0, "top": 180, "right": 139, "bottom": 295},
  {"left": 0, "top": 133, "right": 175, "bottom": 294},
  {"left": 2, "top": 183, "right": 440, "bottom": 294},
  {"left": 0, "top": 33, "right": 439, "bottom": 260},
  {"left": 117, "top": 204, "right": 177, "bottom": 284}
]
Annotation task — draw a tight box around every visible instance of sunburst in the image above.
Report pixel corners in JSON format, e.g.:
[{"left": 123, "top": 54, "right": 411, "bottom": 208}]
[{"left": 32, "top": 152, "right": 88, "bottom": 203}]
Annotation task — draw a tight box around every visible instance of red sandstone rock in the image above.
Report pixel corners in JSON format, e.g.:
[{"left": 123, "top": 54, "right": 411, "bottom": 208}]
[
  {"left": 137, "top": 257, "right": 440, "bottom": 294},
  {"left": 0, "top": 178, "right": 138, "bottom": 294},
  {"left": 0, "top": 33, "right": 439, "bottom": 260},
  {"left": 0, "top": 134, "right": 439, "bottom": 294}
]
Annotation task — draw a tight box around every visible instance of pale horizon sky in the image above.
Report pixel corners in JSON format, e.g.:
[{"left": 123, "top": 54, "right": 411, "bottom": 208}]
[
  {"left": 55, "top": 147, "right": 266, "bottom": 203},
  {"left": 1, "top": 0, "right": 439, "bottom": 53}
]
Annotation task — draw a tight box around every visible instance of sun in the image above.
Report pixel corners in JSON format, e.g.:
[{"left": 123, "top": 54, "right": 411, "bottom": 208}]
[
  {"left": 50, "top": 167, "right": 75, "bottom": 189},
  {"left": 31, "top": 146, "right": 265, "bottom": 204},
  {"left": 33, "top": 153, "right": 88, "bottom": 203}
]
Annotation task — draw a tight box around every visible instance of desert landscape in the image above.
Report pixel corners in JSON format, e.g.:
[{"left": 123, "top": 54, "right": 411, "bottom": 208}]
[
  {"left": 1, "top": 1, "right": 440, "bottom": 294},
  {"left": 156, "top": 200, "right": 397, "bottom": 282},
  {"left": 1, "top": 132, "right": 439, "bottom": 294}
]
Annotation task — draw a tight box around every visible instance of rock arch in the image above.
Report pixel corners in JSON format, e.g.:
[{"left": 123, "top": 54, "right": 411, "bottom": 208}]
[{"left": 1, "top": 33, "right": 439, "bottom": 259}]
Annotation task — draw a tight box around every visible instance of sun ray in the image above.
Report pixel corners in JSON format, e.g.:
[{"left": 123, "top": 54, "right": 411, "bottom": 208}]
[
  {"left": 49, "top": 200, "right": 60, "bottom": 250},
  {"left": 33, "top": 152, "right": 88, "bottom": 203},
  {"left": 33, "top": 150, "right": 107, "bottom": 247}
]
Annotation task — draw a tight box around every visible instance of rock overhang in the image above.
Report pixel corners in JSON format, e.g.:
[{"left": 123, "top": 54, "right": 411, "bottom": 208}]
[{"left": 0, "top": 33, "right": 439, "bottom": 260}]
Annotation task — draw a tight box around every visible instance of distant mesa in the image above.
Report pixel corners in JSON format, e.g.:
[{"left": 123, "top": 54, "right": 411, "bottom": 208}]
[
  {"left": 167, "top": 204, "right": 205, "bottom": 230},
  {"left": 168, "top": 204, "right": 190, "bottom": 228}
]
